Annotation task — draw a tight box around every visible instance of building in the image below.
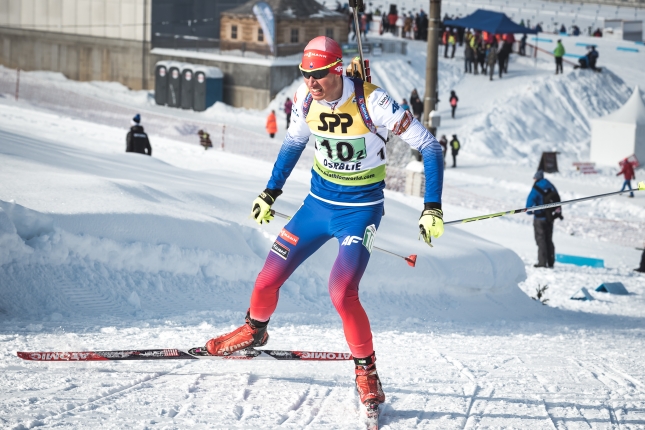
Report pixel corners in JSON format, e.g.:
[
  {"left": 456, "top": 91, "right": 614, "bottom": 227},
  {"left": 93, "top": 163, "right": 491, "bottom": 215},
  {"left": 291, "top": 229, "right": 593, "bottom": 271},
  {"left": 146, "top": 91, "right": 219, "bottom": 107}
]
[
  {"left": 220, "top": 0, "right": 347, "bottom": 57},
  {"left": 0, "top": 0, "right": 347, "bottom": 109}
]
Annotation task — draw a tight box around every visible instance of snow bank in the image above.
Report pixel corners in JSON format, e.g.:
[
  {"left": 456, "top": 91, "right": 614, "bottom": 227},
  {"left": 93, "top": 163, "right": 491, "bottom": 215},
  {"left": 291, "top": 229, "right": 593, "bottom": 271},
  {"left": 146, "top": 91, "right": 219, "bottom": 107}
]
[
  {"left": 0, "top": 106, "right": 541, "bottom": 323},
  {"left": 462, "top": 69, "right": 632, "bottom": 160}
]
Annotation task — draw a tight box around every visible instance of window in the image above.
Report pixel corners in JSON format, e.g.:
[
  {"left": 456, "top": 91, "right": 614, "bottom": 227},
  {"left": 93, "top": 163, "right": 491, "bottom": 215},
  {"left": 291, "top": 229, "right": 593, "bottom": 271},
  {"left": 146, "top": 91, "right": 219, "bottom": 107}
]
[
  {"left": 258, "top": 27, "right": 264, "bottom": 42},
  {"left": 326, "top": 28, "right": 334, "bottom": 39},
  {"left": 231, "top": 25, "right": 238, "bottom": 39},
  {"left": 290, "top": 28, "right": 299, "bottom": 43}
]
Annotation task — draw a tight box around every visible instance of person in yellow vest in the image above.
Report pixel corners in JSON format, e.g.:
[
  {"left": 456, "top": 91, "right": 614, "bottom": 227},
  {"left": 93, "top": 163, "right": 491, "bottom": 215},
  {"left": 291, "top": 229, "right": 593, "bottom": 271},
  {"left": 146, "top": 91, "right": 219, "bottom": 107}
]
[
  {"left": 448, "top": 30, "right": 457, "bottom": 58},
  {"left": 201, "top": 36, "right": 444, "bottom": 410}
]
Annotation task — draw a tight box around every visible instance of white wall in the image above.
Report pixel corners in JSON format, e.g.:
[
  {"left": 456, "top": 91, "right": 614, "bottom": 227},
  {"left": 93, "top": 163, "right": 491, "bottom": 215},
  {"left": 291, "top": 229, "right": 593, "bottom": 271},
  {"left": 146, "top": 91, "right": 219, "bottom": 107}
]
[
  {"left": 0, "top": 0, "right": 150, "bottom": 41},
  {"left": 590, "top": 120, "right": 637, "bottom": 166}
]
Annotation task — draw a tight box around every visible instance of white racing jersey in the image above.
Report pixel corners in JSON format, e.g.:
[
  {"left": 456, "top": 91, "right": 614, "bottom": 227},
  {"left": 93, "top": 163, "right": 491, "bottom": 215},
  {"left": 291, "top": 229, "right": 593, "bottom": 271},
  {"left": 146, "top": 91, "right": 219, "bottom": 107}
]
[{"left": 267, "top": 76, "right": 443, "bottom": 206}]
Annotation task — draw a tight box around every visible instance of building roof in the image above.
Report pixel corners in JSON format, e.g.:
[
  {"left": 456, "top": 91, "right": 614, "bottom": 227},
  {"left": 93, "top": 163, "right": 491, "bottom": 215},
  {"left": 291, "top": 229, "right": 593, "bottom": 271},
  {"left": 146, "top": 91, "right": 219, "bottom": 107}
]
[
  {"left": 222, "top": 0, "right": 342, "bottom": 19},
  {"left": 595, "top": 86, "right": 645, "bottom": 125}
]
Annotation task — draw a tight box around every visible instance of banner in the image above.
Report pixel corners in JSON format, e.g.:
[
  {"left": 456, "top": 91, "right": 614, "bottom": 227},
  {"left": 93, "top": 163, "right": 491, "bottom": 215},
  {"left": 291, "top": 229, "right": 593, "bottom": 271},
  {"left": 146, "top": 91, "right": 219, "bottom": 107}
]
[{"left": 253, "top": 2, "right": 275, "bottom": 54}]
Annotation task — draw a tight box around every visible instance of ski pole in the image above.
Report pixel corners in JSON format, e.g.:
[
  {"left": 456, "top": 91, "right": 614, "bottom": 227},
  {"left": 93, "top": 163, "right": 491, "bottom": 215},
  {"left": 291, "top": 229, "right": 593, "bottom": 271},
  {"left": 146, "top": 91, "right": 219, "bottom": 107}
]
[
  {"left": 445, "top": 182, "right": 645, "bottom": 226},
  {"left": 348, "top": 0, "right": 366, "bottom": 77},
  {"left": 269, "top": 209, "right": 417, "bottom": 267}
]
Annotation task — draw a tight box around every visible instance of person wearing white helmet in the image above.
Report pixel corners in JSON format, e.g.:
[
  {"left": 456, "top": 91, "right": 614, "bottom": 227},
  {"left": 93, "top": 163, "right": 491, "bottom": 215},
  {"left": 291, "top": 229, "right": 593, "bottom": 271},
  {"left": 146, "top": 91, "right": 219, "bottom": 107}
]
[{"left": 201, "top": 36, "right": 444, "bottom": 408}]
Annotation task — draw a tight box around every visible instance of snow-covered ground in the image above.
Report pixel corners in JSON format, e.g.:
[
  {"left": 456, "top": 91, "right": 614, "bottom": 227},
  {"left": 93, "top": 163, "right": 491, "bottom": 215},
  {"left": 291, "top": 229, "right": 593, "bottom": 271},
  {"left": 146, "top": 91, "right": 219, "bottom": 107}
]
[{"left": 1, "top": 27, "right": 645, "bottom": 429}]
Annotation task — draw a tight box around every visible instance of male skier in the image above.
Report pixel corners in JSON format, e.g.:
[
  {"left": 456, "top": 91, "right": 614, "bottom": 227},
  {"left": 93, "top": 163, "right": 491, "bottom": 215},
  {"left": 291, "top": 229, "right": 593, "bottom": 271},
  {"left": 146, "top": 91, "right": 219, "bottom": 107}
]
[{"left": 202, "top": 36, "right": 444, "bottom": 408}]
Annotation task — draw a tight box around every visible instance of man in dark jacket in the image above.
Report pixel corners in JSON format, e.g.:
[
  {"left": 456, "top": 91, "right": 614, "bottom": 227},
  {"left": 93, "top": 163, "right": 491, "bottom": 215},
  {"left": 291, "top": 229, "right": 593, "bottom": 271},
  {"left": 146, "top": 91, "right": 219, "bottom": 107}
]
[
  {"left": 526, "top": 170, "right": 558, "bottom": 268},
  {"left": 126, "top": 114, "right": 152, "bottom": 156},
  {"left": 409, "top": 89, "right": 424, "bottom": 121},
  {"left": 450, "top": 134, "right": 460, "bottom": 168}
]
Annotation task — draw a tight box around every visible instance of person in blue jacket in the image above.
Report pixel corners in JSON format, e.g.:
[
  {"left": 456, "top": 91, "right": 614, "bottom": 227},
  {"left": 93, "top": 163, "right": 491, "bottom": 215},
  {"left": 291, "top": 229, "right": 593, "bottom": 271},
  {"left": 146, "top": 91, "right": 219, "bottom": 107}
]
[{"left": 526, "top": 170, "right": 558, "bottom": 268}]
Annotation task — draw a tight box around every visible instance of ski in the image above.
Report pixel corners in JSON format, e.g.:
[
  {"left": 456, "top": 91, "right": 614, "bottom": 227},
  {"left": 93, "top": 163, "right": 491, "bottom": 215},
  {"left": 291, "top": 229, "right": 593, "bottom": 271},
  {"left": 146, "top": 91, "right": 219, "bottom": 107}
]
[
  {"left": 17, "top": 347, "right": 353, "bottom": 362},
  {"left": 364, "top": 401, "right": 380, "bottom": 430}
]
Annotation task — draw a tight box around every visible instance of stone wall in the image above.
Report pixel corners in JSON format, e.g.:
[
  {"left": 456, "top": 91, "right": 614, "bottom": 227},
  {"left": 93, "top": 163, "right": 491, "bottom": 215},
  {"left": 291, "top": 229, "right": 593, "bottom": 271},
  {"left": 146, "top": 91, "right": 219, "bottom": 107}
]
[{"left": 0, "top": 26, "right": 152, "bottom": 90}]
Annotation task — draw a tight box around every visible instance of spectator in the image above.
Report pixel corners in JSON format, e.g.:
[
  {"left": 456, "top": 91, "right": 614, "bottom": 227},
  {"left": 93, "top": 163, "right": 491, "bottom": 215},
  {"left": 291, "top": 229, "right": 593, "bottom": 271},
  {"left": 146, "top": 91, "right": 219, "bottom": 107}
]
[
  {"left": 477, "top": 40, "right": 487, "bottom": 75},
  {"left": 439, "top": 134, "right": 448, "bottom": 168},
  {"left": 401, "top": 98, "right": 410, "bottom": 112},
  {"left": 387, "top": 5, "right": 398, "bottom": 35},
  {"left": 636, "top": 244, "right": 645, "bottom": 273},
  {"left": 527, "top": 170, "right": 561, "bottom": 268},
  {"left": 266, "top": 110, "right": 277, "bottom": 138},
  {"left": 126, "top": 114, "right": 151, "bottom": 156},
  {"left": 617, "top": 159, "right": 636, "bottom": 198},
  {"left": 284, "top": 97, "right": 293, "bottom": 129},
  {"left": 443, "top": 29, "right": 450, "bottom": 58},
  {"left": 526, "top": 170, "right": 560, "bottom": 269},
  {"left": 403, "top": 14, "right": 412, "bottom": 39},
  {"left": 535, "top": 23, "right": 543, "bottom": 32},
  {"left": 520, "top": 19, "right": 525, "bottom": 27},
  {"left": 449, "top": 30, "right": 457, "bottom": 58},
  {"left": 464, "top": 37, "right": 474, "bottom": 73},
  {"left": 497, "top": 41, "right": 510, "bottom": 78},
  {"left": 500, "top": 34, "right": 514, "bottom": 72},
  {"left": 553, "top": 39, "right": 565, "bottom": 74},
  {"left": 449, "top": 91, "right": 459, "bottom": 118},
  {"left": 519, "top": 34, "right": 527, "bottom": 56},
  {"left": 593, "top": 28, "right": 602, "bottom": 37},
  {"left": 198, "top": 129, "right": 212, "bottom": 150},
  {"left": 559, "top": 24, "right": 567, "bottom": 34},
  {"left": 450, "top": 134, "right": 460, "bottom": 167},
  {"left": 486, "top": 43, "right": 498, "bottom": 81},
  {"left": 572, "top": 25, "right": 580, "bottom": 36},
  {"left": 588, "top": 46, "right": 599, "bottom": 69},
  {"left": 410, "top": 89, "right": 423, "bottom": 121},
  {"left": 381, "top": 12, "right": 388, "bottom": 35}
]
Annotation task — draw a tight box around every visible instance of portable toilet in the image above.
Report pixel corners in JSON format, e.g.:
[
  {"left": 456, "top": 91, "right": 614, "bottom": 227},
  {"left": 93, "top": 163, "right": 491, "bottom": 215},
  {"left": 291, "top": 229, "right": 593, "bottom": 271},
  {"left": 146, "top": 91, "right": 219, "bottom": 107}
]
[
  {"left": 180, "top": 64, "right": 194, "bottom": 110},
  {"left": 166, "top": 62, "right": 183, "bottom": 108},
  {"left": 193, "top": 66, "right": 223, "bottom": 112},
  {"left": 154, "top": 61, "right": 169, "bottom": 106}
]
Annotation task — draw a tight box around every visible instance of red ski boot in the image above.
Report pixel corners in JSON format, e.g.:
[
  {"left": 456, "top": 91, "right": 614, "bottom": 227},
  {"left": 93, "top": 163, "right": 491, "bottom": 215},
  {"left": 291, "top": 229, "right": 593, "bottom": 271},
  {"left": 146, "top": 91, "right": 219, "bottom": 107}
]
[
  {"left": 205, "top": 310, "right": 269, "bottom": 356},
  {"left": 354, "top": 352, "right": 385, "bottom": 405}
]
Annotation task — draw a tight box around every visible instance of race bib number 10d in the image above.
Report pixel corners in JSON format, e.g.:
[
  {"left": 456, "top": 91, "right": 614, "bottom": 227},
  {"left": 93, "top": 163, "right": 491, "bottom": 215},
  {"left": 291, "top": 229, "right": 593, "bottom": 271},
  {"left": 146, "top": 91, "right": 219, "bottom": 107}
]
[{"left": 315, "top": 136, "right": 367, "bottom": 164}]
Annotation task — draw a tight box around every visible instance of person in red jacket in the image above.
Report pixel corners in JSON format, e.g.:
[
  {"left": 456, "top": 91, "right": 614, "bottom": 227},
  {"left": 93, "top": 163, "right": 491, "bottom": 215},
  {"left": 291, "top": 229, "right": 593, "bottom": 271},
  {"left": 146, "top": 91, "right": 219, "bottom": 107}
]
[
  {"left": 617, "top": 159, "right": 636, "bottom": 198},
  {"left": 266, "top": 110, "right": 277, "bottom": 138}
]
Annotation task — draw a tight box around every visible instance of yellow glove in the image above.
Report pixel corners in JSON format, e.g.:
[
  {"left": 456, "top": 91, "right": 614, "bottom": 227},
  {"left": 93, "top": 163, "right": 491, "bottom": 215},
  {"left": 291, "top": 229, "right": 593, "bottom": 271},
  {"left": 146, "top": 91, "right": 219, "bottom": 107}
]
[
  {"left": 639, "top": 181, "right": 645, "bottom": 191},
  {"left": 250, "top": 189, "right": 282, "bottom": 225},
  {"left": 419, "top": 207, "right": 444, "bottom": 247}
]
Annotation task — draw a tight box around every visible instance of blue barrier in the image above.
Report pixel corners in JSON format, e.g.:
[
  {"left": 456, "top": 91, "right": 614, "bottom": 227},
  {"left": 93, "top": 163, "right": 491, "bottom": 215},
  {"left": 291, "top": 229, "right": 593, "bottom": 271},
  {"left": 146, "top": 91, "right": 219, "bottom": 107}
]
[
  {"left": 636, "top": 41, "right": 644, "bottom": 45},
  {"left": 532, "top": 37, "right": 553, "bottom": 43},
  {"left": 563, "top": 53, "right": 583, "bottom": 58},
  {"left": 575, "top": 42, "right": 597, "bottom": 48},
  {"left": 617, "top": 46, "right": 639, "bottom": 53},
  {"left": 556, "top": 254, "right": 604, "bottom": 268}
]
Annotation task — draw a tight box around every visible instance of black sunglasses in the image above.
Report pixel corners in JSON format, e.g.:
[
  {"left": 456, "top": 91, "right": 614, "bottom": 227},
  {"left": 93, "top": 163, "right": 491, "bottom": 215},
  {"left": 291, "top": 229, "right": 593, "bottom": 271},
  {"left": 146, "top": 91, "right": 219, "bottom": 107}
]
[{"left": 300, "top": 67, "right": 331, "bottom": 80}]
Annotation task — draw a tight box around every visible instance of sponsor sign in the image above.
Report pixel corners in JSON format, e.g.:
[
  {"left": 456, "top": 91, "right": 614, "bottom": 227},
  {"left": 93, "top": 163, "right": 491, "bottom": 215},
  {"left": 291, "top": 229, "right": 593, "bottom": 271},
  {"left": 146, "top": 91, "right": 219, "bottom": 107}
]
[
  {"left": 341, "top": 235, "right": 362, "bottom": 246},
  {"left": 362, "top": 224, "right": 376, "bottom": 253},
  {"left": 279, "top": 229, "right": 299, "bottom": 246},
  {"left": 300, "top": 352, "right": 353, "bottom": 360},
  {"left": 271, "top": 241, "right": 290, "bottom": 260},
  {"left": 377, "top": 94, "right": 391, "bottom": 109}
]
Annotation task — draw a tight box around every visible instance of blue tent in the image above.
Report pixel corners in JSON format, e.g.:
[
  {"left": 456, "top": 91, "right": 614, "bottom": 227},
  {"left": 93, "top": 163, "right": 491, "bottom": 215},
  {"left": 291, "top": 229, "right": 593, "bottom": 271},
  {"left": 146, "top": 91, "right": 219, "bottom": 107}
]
[{"left": 444, "top": 9, "right": 537, "bottom": 35}]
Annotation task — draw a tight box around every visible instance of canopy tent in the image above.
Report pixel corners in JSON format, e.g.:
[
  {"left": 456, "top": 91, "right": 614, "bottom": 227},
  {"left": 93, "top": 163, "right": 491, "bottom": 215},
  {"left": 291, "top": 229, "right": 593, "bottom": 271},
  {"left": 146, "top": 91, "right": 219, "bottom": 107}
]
[
  {"left": 590, "top": 86, "right": 645, "bottom": 167},
  {"left": 444, "top": 9, "right": 537, "bottom": 34}
]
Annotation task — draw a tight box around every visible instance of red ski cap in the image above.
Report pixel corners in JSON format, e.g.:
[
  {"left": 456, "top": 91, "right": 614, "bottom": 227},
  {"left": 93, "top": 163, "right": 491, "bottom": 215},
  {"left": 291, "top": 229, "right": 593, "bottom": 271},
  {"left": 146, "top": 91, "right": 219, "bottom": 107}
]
[{"left": 300, "top": 36, "right": 343, "bottom": 75}]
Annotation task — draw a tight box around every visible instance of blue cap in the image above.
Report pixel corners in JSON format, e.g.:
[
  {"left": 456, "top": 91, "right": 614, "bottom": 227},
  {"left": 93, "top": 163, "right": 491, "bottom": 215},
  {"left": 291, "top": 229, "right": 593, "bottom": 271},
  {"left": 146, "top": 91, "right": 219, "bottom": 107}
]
[
  {"left": 133, "top": 114, "right": 141, "bottom": 124},
  {"left": 533, "top": 170, "right": 544, "bottom": 180}
]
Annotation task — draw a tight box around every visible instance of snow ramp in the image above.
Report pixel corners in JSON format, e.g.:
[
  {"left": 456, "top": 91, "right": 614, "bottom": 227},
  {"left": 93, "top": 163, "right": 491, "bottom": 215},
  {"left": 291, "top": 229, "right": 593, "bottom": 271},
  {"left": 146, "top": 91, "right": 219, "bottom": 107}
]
[{"left": 462, "top": 69, "right": 632, "bottom": 160}]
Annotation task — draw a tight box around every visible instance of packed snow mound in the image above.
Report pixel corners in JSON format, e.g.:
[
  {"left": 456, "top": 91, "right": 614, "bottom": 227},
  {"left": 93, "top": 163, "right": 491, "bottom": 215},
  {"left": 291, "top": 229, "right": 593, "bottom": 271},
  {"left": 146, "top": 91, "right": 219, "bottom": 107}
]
[
  {"left": 0, "top": 112, "right": 542, "bottom": 323},
  {"left": 461, "top": 69, "right": 632, "bottom": 161}
]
